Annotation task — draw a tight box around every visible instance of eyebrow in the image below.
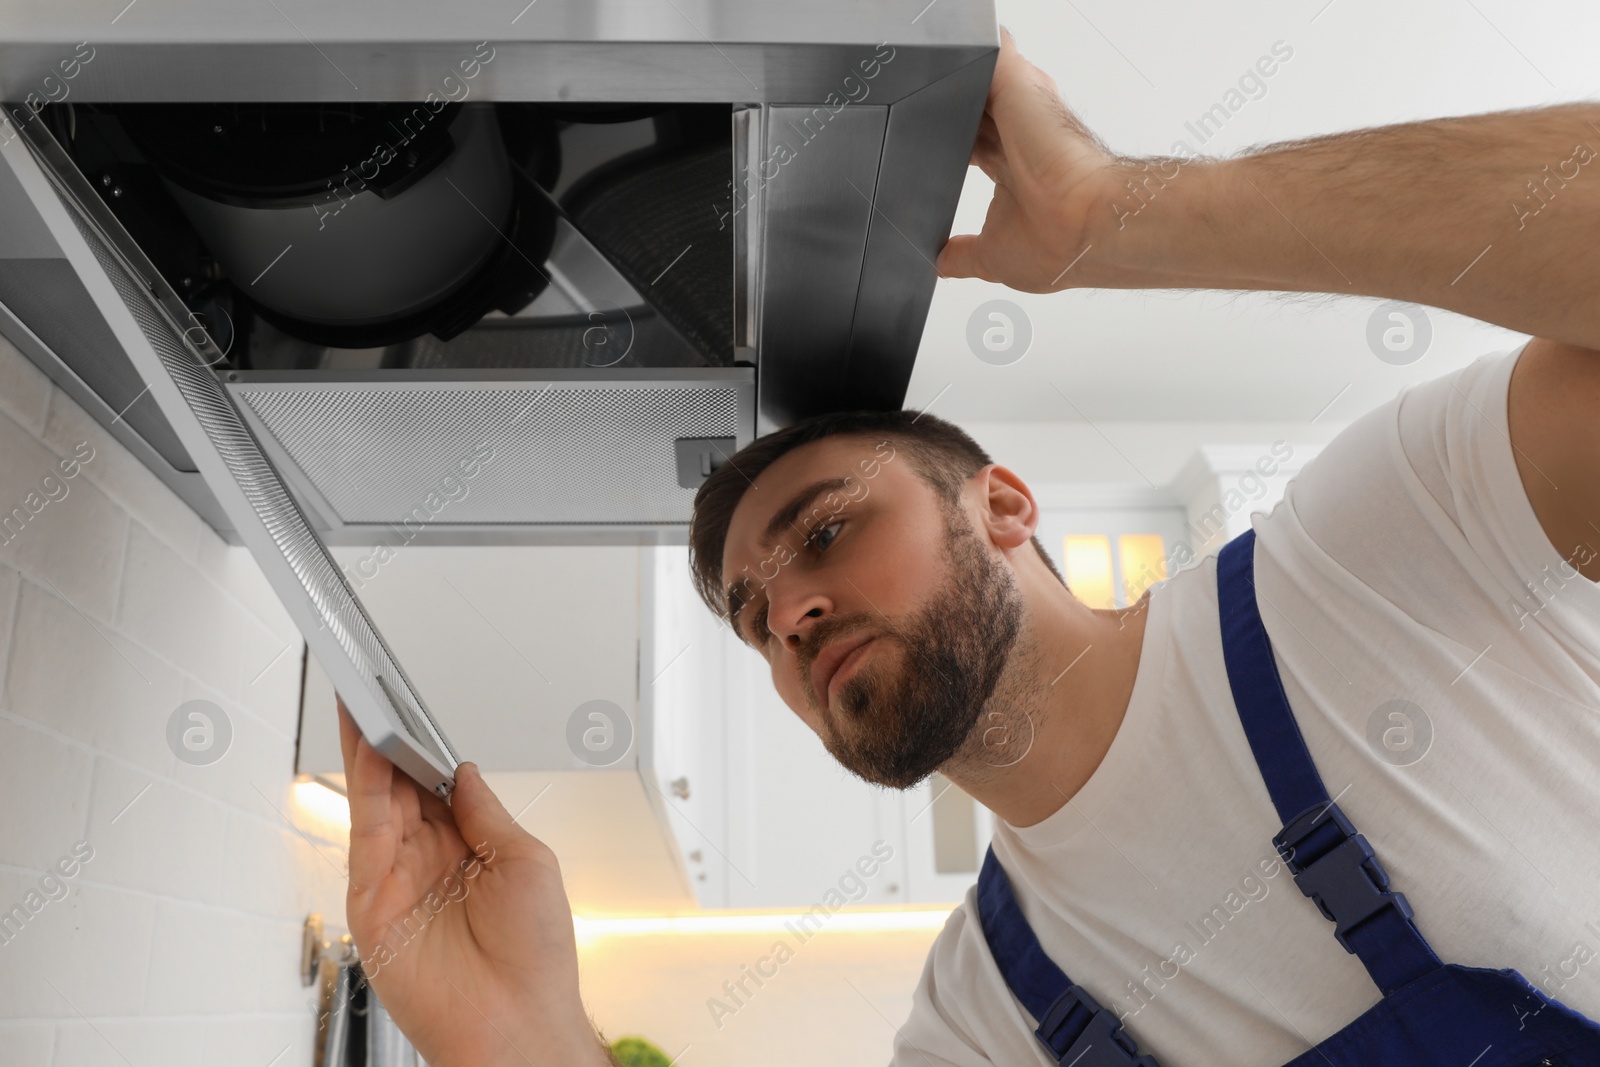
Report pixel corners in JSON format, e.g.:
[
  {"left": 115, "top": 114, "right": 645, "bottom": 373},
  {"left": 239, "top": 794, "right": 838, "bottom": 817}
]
[
  {"left": 760, "top": 476, "right": 855, "bottom": 552},
  {"left": 724, "top": 476, "right": 856, "bottom": 642}
]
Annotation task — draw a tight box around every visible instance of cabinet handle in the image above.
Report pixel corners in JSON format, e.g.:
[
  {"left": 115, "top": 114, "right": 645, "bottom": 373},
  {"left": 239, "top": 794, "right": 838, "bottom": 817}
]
[{"left": 670, "top": 776, "right": 691, "bottom": 800}]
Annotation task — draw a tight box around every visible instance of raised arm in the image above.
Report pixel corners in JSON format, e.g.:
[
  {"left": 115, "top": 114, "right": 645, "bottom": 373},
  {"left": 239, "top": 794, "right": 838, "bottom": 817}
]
[
  {"left": 938, "top": 27, "right": 1600, "bottom": 578},
  {"left": 937, "top": 29, "right": 1600, "bottom": 351}
]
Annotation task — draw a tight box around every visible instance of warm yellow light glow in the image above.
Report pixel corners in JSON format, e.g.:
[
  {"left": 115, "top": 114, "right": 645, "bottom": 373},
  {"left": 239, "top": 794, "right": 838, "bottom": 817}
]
[
  {"left": 573, "top": 907, "right": 954, "bottom": 942},
  {"left": 1063, "top": 535, "right": 1115, "bottom": 609},
  {"left": 294, "top": 778, "right": 351, "bottom": 831},
  {"left": 1119, "top": 534, "right": 1168, "bottom": 602}
]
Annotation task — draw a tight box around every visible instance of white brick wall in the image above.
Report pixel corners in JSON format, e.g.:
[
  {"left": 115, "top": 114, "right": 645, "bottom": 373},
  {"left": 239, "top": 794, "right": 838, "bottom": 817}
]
[{"left": 0, "top": 334, "right": 346, "bottom": 1065}]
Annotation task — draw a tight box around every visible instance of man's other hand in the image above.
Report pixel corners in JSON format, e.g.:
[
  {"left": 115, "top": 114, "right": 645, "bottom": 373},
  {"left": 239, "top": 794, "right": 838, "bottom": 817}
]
[{"left": 336, "top": 699, "right": 613, "bottom": 1067}]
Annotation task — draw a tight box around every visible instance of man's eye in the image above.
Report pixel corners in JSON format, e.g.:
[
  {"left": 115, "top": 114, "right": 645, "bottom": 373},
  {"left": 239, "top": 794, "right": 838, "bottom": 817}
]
[
  {"left": 808, "top": 521, "right": 842, "bottom": 551},
  {"left": 752, "top": 605, "right": 770, "bottom": 644}
]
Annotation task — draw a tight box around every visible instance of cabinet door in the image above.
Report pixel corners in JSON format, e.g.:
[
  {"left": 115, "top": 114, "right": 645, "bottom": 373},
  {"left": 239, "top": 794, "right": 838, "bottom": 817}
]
[
  {"left": 298, "top": 545, "right": 644, "bottom": 775},
  {"left": 721, "top": 644, "right": 909, "bottom": 908},
  {"left": 897, "top": 772, "right": 994, "bottom": 904},
  {"left": 643, "top": 545, "right": 731, "bottom": 907}
]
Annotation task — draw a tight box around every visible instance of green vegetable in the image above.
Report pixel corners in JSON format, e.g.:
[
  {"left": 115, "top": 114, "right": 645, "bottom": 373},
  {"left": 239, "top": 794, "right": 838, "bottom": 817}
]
[{"left": 610, "top": 1036, "right": 672, "bottom": 1067}]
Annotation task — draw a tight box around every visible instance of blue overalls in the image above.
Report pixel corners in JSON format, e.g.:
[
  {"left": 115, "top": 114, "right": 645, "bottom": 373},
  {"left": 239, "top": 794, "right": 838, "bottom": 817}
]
[{"left": 976, "top": 528, "right": 1600, "bottom": 1066}]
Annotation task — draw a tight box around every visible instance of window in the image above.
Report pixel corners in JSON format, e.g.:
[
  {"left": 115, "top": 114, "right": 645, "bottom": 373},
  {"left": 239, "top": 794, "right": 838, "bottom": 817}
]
[
  {"left": 1035, "top": 503, "right": 1190, "bottom": 609},
  {"left": 1063, "top": 532, "right": 1171, "bottom": 608}
]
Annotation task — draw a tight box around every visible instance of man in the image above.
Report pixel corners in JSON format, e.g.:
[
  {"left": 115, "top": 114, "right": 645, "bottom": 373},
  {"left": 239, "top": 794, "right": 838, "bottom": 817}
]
[{"left": 336, "top": 27, "right": 1600, "bottom": 1066}]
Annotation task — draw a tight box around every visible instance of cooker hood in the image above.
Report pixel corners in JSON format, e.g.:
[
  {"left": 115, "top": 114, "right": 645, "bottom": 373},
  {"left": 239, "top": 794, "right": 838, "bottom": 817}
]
[{"left": 0, "top": 2, "right": 998, "bottom": 545}]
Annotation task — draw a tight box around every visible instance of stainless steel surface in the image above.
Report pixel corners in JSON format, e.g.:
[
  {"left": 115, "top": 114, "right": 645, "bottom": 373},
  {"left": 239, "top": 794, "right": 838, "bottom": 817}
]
[
  {"left": 753, "top": 102, "right": 887, "bottom": 433},
  {"left": 0, "top": 2, "right": 993, "bottom": 103},
  {"left": 319, "top": 961, "right": 360, "bottom": 1067},
  {"left": 845, "top": 54, "right": 998, "bottom": 411},
  {"left": 731, "top": 104, "right": 761, "bottom": 361}
]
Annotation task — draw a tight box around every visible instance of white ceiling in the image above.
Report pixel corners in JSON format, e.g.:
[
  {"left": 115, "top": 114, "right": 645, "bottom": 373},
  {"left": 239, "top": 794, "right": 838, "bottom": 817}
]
[{"left": 911, "top": 0, "right": 1596, "bottom": 427}]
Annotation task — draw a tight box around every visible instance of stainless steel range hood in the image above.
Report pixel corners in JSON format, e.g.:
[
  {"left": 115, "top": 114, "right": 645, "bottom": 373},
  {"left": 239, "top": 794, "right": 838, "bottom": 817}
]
[{"left": 0, "top": 1, "right": 998, "bottom": 545}]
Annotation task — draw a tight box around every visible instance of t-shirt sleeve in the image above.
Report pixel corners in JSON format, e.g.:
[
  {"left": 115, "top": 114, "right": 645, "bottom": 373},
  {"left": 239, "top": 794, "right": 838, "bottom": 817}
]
[
  {"left": 1279, "top": 342, "right": 1600, "bottom": 669},
  {"left": 890, "top": 905, "right": 998, "bottom": 1067},
  {"left": 889, "top": 897, "right": 1054, "bottom": 1067}
]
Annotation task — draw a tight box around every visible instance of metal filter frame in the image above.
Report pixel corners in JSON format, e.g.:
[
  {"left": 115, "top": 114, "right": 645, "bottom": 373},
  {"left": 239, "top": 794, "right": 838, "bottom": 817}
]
[{"left": 8, "top": 110, "right": 463, "bottom": 798}]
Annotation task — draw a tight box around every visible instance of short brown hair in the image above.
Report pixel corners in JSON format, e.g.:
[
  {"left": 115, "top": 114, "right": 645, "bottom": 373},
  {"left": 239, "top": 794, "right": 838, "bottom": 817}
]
[{"left": 687, "top": 409, "right": 1067, "bottom": 621}]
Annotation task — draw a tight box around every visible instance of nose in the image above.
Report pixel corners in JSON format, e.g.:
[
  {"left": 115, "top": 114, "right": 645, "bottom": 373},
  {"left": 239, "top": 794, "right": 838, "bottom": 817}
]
[{"left": 769, "top": 585, "right": 833, "bottom": 653}]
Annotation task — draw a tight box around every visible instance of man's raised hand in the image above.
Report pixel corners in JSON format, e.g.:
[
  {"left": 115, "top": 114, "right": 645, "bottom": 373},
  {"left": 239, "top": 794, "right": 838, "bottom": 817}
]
[{"left": 936, "top": 26, "right": 1125, "bottom": 292}]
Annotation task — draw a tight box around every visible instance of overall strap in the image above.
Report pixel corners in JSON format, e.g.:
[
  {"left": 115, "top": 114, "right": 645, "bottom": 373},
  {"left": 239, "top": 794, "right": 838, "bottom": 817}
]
[
  {"left": 1216, "top": 528, "right": 1441, "bottom": 995},
  {"left": 976, "top": 847, "right": 1161, "bottom": 1066}
]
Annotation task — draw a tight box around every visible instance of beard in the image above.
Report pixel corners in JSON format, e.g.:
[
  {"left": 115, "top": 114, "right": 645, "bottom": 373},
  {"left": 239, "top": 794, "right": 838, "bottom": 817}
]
[{"left": 808, "top": 506, "right": 1029, "bottom": 789}]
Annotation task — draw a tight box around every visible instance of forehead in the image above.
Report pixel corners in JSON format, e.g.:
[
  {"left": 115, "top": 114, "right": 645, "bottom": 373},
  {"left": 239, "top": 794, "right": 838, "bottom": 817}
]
[{"left": 719, "top": 435, "right": 908, "bottom": 584}]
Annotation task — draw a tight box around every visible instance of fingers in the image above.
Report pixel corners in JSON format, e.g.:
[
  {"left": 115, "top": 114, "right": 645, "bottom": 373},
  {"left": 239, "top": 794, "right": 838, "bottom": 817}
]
[
  {"left": 337, "top": 695, "right": 359, "bottom": 781},
  {"left": 339, "top": 696, "right": 398, "bottom": 895},
  {"left": 983, "top": 25, "right": 1102, "bottom": 185},
  {"left": 989, "top": 24, "right": 1022, "bottom": 109},
  {"left": 448, "top": 762, "right": 530, "bottom": 861},
  {"left": 969, "top": 113, "right": 1006, "bottom": 185},
  {"left": 936, "top": 233, "right": 988, "bottom": 281}
]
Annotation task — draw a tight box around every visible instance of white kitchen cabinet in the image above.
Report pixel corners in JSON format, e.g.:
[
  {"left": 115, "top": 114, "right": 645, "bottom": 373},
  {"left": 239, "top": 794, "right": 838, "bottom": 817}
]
[
  {"left": 299, "top": 545, "right": 646, "bottom": 774},
  {"left": 719, "top": 640, "right": 913, "bottom": 907},
  {"left": 295, "top": 544, "right": 702, "bottom": 916},
  {"left": 639, "top": 545, "right": 734, "bottom": 907}
]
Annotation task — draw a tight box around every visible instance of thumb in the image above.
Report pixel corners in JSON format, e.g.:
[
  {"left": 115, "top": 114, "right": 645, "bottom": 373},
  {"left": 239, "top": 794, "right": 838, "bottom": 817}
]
[
  {"left": 448, "top": 762, "right": 526, "bottom": 858},
  {"left": 937, "top": 233, "right": 988, "bottom": 280}
]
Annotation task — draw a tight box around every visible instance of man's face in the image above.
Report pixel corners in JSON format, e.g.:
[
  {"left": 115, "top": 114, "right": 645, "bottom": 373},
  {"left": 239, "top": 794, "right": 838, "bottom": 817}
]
[{"left": 718, "top": 436, "right": 1027, "bottom": 789}]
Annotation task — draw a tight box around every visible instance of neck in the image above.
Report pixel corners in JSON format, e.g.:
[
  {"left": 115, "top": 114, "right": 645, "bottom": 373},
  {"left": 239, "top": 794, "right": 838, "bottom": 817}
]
[{"left": 940, "top": 581, "right": 1151, "bottom": 828}]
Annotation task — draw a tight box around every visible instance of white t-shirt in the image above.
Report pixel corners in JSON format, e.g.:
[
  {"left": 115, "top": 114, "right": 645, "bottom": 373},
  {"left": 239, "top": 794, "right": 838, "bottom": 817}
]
[{"left": 895, "top": 342, "right": 1600, "bottom": 1067}]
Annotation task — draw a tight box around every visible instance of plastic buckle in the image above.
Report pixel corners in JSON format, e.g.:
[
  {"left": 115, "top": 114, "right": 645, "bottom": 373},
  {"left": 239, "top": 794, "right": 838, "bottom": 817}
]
[
  {"left": 1034, "top": 984, "right": 1161, "bottom": 1066},
  {"left": 1274, "top": 801, "right": 1414, "bottom": 953}
]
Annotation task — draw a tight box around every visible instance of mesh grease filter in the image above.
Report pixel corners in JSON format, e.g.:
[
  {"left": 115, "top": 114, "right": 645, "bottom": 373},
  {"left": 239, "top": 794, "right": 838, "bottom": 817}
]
[{"left": 233, "top": 379, "right": 744, "bottom": 525}]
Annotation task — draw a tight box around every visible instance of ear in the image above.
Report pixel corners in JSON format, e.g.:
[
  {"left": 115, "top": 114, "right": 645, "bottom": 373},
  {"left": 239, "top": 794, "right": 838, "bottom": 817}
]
[{"left": 972, "top": 464, "right": 1041, "bottom": 551}]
